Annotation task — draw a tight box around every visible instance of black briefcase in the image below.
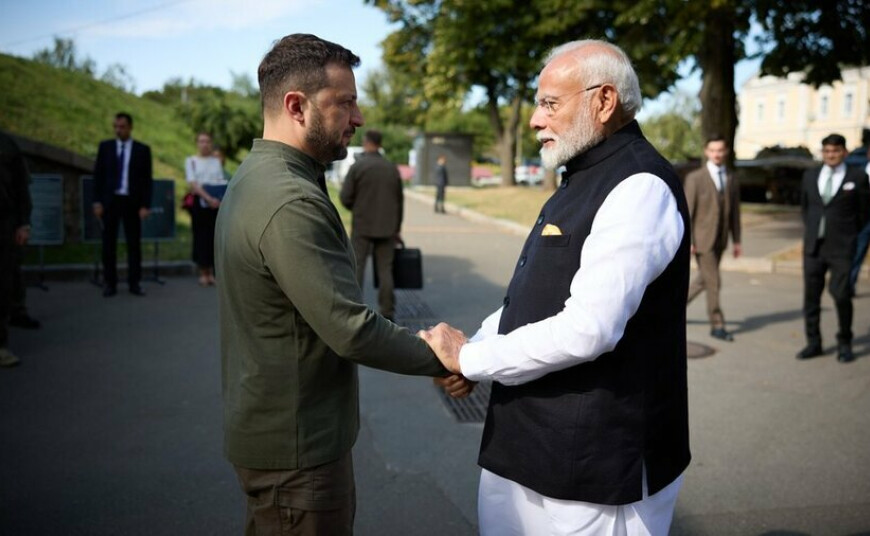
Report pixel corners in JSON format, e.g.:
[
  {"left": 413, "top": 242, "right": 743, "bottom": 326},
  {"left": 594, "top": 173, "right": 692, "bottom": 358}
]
[{"left": 374, "top": 241, "right": 423, "bottom": 289}]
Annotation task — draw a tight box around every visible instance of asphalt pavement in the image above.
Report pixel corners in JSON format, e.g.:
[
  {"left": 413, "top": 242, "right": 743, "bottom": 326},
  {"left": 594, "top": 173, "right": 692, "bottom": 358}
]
[{"left": 1, "top": 189, "right": 869, "bottom": 535}]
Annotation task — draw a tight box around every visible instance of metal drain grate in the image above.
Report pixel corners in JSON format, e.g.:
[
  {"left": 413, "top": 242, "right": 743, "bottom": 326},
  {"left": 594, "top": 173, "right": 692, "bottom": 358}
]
[
  {"left": 435, "top": 381, "right": 491, "bottom": 423},
  {"left": 394, "top": 289, "right": 436, "bottom": 319},
  {"left": 390, "top": 289, "right": 490, "bottom": 422},
  {"left": 687, "top": 341, "right": 716, "bottom": 359}
]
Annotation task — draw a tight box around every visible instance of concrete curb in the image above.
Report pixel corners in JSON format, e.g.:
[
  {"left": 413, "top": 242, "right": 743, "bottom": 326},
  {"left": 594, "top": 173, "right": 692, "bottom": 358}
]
[{"left": 403, "top": 187, "right": 849, "bottom": 278}]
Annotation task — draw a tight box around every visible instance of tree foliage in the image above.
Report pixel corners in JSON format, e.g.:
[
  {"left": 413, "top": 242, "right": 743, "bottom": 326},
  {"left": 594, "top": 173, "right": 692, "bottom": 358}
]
[
  {"left": 370, "top": 0, "right": 645, "bottom": 185},
  {"left": 616, "top": 0, "right": 870, "bottom": 163},
  {"left": 368, "top": 0, "right": 694, "bottom": 186},
  {"left": 143, "top": 78, "right": 261, "bottom": 160},
  {"left": 639, "top": 93, "right": 702, "bottom": 162},
  {"left": 32, "top": 37, "right": 135, "bottom": 92}
]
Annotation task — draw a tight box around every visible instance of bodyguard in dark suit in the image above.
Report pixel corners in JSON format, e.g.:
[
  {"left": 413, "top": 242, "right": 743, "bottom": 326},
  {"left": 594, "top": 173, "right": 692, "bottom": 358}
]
[
  {"left": 93, "top": 112, "right": 153, "bottom": 297},
  {"left": 797, "top": 134, "right": 869, "bottom": 363},
  {"left": 339, "top": 130, "right": 403, "bottom": 320}
]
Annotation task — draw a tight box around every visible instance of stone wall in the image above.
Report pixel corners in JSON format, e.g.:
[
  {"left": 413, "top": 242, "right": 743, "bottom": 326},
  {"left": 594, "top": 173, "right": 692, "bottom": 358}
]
[{"left": 5, "top": 130, "right": 94, "bottom": 243}]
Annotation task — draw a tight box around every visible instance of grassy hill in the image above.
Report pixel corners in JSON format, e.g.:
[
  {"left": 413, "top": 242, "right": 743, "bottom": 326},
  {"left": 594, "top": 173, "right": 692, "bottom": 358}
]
[
  {"left": 0, "top": 53, "right": 342, "bottom": 266},
  {"left": 0, "top": 53, "right": 194, "bottom": 180}
]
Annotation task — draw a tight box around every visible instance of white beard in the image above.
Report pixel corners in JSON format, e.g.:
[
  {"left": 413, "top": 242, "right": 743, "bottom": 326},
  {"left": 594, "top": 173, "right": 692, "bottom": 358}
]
[{"left": 538, "top": 107, "right": 604, "bottom": 169}]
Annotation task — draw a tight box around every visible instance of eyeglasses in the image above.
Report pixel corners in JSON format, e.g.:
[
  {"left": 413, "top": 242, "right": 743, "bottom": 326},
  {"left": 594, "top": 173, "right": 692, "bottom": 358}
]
[{"left": 533, "top": 84, "right": 603, "bottom": 116}]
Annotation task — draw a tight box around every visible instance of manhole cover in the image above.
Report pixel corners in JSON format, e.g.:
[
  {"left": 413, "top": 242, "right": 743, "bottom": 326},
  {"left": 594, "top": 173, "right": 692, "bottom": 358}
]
[
  {"left": 436, "top": 381, "right": 491, "bottom": 423},
  {"left": 687, "top": 341, "right": 716, "bottom": 359}
]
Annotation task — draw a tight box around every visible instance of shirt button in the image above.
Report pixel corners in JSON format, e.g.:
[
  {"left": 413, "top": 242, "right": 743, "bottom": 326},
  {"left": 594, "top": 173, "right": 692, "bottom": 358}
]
[
  {"left": 536, "top": 214, "right": 544, "bottom": 225},
  {"left": 519, "top": 256, "right": 527, "bottom": 267},
  {"left": 503, "top": 296, "right": 510, "bottom": 306}
]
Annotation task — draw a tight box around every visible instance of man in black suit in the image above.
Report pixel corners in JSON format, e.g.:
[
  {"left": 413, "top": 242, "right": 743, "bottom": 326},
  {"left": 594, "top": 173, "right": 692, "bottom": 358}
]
[
  {"left": 93, "top": 112, "right": 153, "bottom": 297},
  {"left": 797, "top": 133, "right": 869, "bottom": 363},
  {"left": 339, "top": 130, "right": 404, "bottom": 320}
]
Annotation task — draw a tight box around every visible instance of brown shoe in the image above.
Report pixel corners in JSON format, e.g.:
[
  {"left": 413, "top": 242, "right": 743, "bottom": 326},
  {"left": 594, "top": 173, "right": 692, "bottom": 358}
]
[{"left": 0, "top": 348, "right": 21, "bottom": 368}]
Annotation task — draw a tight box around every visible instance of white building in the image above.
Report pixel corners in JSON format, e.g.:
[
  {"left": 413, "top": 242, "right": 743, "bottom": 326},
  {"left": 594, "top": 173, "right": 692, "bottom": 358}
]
[{"left": 735, "top": 66, "right": 870, "bottom": 159}]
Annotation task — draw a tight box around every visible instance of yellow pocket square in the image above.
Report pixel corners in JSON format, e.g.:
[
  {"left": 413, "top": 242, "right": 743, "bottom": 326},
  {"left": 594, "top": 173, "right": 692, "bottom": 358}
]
[{"left": 541, "top": 224, "right": 562, "bottom": 236}]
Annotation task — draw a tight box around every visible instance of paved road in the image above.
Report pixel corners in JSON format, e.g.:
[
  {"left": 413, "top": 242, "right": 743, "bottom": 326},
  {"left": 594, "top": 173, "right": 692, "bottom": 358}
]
[{"left": 2, "top": 193, "right": 869, "bottom": 535}]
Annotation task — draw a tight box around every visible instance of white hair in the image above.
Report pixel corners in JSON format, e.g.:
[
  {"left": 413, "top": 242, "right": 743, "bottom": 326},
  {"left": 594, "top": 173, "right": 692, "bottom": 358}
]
[{"left": 544, "top": 39, "right": 643, "bottom": 119}]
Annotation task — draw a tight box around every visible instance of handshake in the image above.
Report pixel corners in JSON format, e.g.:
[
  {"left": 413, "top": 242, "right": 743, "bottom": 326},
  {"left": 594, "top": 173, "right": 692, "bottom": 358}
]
[{"left": 417, "top": 322, "right": 476, "bottom": 399}]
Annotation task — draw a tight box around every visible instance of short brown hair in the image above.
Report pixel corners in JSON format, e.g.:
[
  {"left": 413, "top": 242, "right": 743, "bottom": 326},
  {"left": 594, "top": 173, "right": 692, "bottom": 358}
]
[
  {"left": 364, "top": 130, "right": 382, "bottom": 146},
  {"left": 258, "top": 34, "right": 360, "bottom": 116}
]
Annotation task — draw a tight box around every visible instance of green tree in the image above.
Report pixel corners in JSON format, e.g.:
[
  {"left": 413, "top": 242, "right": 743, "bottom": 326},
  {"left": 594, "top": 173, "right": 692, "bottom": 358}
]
[
  {"left": 617, "top": 0, "right": 870, "bottom": 163},
  {"left": 144, "top": 78, "right": 261, "bottom": 160},
  {"left": 639, "top": 93, "right": 702, "bottom": 162},
  {"left": 370, "top": 0, "right": 627, "bottom": 186},
  {"left": 33, "top": 37, "right": 137, "bottom": 92},
  {"left": 32, "top": 37, "right": 96, "bottom": 76}
]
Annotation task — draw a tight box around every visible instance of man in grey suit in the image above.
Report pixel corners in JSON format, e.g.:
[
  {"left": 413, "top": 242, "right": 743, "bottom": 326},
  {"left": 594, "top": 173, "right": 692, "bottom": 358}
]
[
  {"left": 339, "top": 129, "right": 404, "bottom": 321},
  {"left": 797, "top": 133, "right": 869, "bottom": 363},
  {"left": 684, "top": 135, "right": 742, "bottom": 341}
]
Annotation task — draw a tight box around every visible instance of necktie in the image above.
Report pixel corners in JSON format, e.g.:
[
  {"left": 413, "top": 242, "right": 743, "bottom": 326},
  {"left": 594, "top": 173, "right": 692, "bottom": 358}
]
[
  {"left": 115, "top": 143, "right": 125, "bottom": 191},
  {"left": 819, "top": 167, "right": 833, "bottom": 238},
  {"left": 821, "top": 167, "right": 833, "bottom": 204},
  {"left": 718, "top": 168, "right": 725, "bottom": 192}
]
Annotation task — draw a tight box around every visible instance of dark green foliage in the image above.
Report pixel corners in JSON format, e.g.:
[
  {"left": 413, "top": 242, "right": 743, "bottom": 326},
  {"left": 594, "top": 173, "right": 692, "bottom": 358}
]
[{"left": 143, "top": 78, "right": 261, "bottom": 160}]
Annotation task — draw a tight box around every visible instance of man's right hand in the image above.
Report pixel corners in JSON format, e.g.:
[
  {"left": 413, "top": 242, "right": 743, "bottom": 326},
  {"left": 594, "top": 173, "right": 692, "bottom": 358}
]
[
  {"left": 93, "top": 203, "right": 103, "bottom": 219},
  {"left": 418, "top": 322, "right": 467, "bottom": 374}
]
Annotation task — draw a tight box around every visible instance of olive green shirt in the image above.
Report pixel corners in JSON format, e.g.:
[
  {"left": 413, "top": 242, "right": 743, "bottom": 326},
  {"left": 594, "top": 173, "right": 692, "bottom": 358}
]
[{"left": 216, "top": 139, "right": 445, "bottom": 470}]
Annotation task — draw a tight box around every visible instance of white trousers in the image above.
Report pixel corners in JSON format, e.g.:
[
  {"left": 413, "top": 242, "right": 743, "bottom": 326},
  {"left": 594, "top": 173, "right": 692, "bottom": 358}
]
[{"left": 478, "top": 469, "right": 683, "bottom": 536}]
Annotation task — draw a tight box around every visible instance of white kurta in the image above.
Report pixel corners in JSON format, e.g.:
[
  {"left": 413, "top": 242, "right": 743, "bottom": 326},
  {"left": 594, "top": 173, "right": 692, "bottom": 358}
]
[{"left": 458, "top": 173, "right": 686, "bottom": 536}]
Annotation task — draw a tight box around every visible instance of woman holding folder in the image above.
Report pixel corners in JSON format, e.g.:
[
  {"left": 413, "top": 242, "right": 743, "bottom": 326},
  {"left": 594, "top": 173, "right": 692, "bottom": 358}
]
[{"left": 185, "top": 132, "right": 227, "bottom": 286}]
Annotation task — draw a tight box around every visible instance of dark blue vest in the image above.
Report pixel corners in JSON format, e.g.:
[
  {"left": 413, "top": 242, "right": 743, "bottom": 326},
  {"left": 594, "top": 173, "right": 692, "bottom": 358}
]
[{"left": 478, "top": 121, "right": 691, "bottom": 504}]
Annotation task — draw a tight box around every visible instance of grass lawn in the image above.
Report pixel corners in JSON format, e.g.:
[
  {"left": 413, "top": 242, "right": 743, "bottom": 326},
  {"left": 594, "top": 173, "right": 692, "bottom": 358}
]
[{"left": 423, "top": 185, "right": 554, "bottom": 228}]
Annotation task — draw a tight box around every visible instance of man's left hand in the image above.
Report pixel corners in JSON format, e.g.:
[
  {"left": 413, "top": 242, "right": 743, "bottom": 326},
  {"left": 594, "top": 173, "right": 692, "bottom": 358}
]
[
  {"left": 14, "top": 225, "right": 31, "bottom": 246},
  {"left": 139, "top": 208, "right": 151, "bottom": 220},
  {"left": 733, "top": 243, "right": 742, "bottom": 258},
  {"left": 434, "top": 375, "right": 476, "bottom": 398}
]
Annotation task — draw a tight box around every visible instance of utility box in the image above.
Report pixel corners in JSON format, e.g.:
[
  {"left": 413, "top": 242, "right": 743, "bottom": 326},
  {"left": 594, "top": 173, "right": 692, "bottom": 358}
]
[{"left": 412, "top": 133, "right": 472, "bottom": 186}]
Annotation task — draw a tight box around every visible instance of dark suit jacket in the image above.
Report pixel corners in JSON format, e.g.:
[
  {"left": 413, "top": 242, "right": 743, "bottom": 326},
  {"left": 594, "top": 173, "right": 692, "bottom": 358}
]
[
  {"left": 93, "top": 139, "right": 153, "bottom": 209},
  {"left": 339, "top": 152, "right": 403, "bottom": 238},
  {"left": 801, "top": 165, "right": 869, "bottom": 256},
  {"left": 683, "top": 165, "right": 741, "bottom": 253}
]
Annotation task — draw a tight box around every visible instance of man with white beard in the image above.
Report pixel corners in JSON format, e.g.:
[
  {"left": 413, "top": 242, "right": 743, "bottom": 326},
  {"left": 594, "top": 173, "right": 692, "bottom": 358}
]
[{"left": 424, "top": 39, "right": 692, "bottom": 535}]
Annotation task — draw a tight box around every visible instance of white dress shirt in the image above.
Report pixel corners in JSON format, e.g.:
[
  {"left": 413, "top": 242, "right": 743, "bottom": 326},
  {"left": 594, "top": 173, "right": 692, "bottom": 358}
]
[
  {"left": 185, "top": 155, "right": 226, "bottom": 186},
  {"left": 817, "top": 163, "right": 846, "bottom": 199},
  {"left": 115, "top": 138, "right": 133, "bottom": 195},
  {"left": 459, "top": 172, "right": 684, "bottom": 385},
  {"left": 705, "top": 161, "right": 726, "bottom": 192}
]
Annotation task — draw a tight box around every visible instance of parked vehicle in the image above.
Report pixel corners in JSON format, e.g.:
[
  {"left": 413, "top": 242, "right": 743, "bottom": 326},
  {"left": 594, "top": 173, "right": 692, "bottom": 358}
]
[{"left": 515, "top": 159, "right": 544, "bottom": 185}]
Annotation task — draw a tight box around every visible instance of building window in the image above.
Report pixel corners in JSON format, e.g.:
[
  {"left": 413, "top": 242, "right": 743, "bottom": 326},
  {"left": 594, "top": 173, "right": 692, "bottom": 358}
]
[
  {"left": 757, "top": 102, "right": 764, "bottom": 122},
  {"left": 777, "top": 98, "right": 786, "bottom": 122},
  {"left": 844, "top": 92, "right": 853, "bottom": 116},
  {"left": 820, "top": 95, "right": 829, "bottom": 118}
]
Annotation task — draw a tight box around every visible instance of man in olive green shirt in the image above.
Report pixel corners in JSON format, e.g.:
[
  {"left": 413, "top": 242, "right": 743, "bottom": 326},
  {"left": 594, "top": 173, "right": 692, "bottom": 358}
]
[{"left": 215, "top": 34, "right": 471, "bottom": 535}]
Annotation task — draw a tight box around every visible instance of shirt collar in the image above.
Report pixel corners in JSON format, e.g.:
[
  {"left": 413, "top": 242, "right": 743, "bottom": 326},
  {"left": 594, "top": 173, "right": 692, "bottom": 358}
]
[
  {"left": 251, "top": 138, "right": 327, "bottom": 188},
  {"left": 705, "top": 161, "right": 725, "bottom": 177}
]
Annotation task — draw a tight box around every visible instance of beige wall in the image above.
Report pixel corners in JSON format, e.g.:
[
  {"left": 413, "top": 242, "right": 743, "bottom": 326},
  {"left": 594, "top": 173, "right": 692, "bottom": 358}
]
[{"left": 735, "top": 67, "right": 870, "bottom": 159}]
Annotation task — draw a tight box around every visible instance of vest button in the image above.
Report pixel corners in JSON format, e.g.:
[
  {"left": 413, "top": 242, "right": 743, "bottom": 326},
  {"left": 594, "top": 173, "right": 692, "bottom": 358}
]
[
  {"left": 536, "top": 214, "right": 544, "bottom": 225},
  {"left": 519, "top": 256, "right": 527, "bottom": 267},
  {"left": 503, "top": 296, "right": 510, "bottom": 306}
]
